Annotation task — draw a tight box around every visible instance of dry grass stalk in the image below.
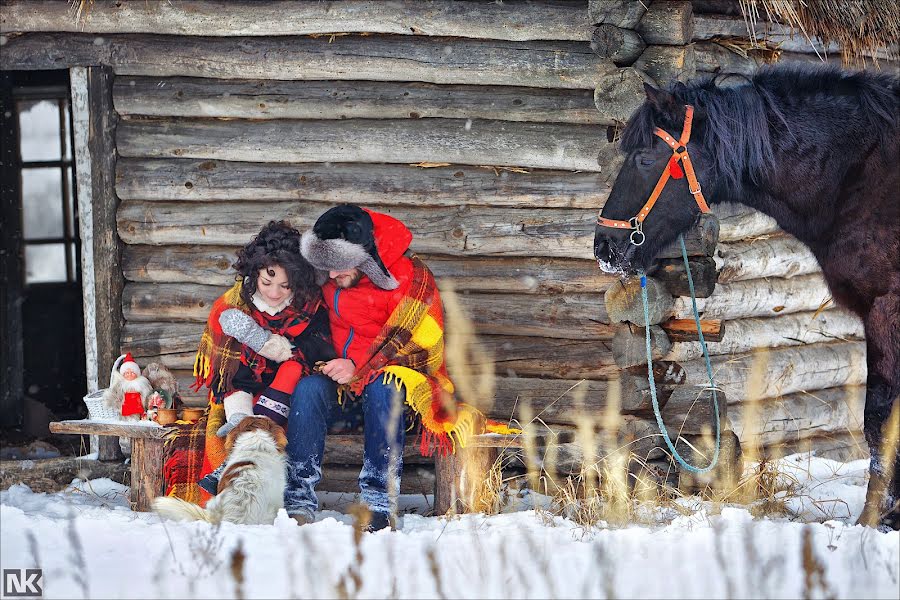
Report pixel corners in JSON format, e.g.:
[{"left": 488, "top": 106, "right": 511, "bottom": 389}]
[{"left": 229, "top": 540, "right": 246, "bottom": 600}]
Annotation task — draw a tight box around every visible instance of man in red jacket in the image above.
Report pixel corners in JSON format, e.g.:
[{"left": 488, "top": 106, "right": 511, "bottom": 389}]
[{"left": 289, "top": 204, "right": 433, "bottom": 531}]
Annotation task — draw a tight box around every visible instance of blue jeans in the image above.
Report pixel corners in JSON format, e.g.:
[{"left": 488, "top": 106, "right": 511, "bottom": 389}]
[{"left": 284, "top": 374, "right": 406, "bottom": 515}]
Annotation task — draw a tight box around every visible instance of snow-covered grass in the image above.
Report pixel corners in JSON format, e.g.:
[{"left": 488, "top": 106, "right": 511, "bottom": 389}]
[{"left": 1, "top": 453, "right": 897, "bottom": 599}]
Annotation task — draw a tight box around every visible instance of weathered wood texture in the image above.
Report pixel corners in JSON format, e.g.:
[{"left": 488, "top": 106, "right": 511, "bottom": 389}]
[
  {"left": 1, "top": 0, "right": 593, "bottom": 41},
  {"left": 116, "top": 117, "right": 608, "bottom": 172},
  {"left": 588, "top": 0, "right": 647, "bottom": 28},
  {"left": 121, "top": 283, "right": 615, "bottom": 340},
  {"left": 694, "top": 41, "right": 849, "bottom": 76},
  {"left": 0, "top": 456, "right": 129, "bottom": 493},
  {"left": 434, "top": 444, "right": 500, "bottom": 514},
  {"left": 729, "top": 386, "right": 865, "bottom": 450},
  {"left": 605, "top": 275, "right": 674, "bottom": 326},
  {"left": 115, "top": 158, "right": 611, "bottom": 208},
  {"left": 672, "top": 274, "right": 832, "bottom": 320},
  {"left": 129, "top": 437, "right": 166, "bottom": 511},
  {"left": 692, "top": 14, "right": 895, "bottom": 59},
  {"left": 773, "top": 431, "right": 868, "bottom": 462},
  {"left": 667, "top": 309, "right": 863, "bottom": 361},
  {"left": 713, "top": 202, "right": 780, "bottom": 242},
  {"left": 126, "top": 325, "right": 619, "bottom": 381},
  {"left": 653, "top": 256, "right": 717, "bottom": 298},
  {"left": 682, "top": 341, "right": 867, "bottom": 401},
  {"left": 611, "top": 324, "right": 672, "bottom": 368},
  {"left": 593, "top": 66, "right": 652, "bottom": 125},
  {"left": 660, "top": 319, "right": 724, "bottom": 343},
  {"left": 117, "top": 201, "right": 715, "bottom": 260},
  {"left": 113, "top": 77, "right": 605, "bottom": 124},
  {"left": 636, "top": 1, "right": 693, "bottom": 46},
  {"left": 0, "top": 33, "right": 612, "bottom": 89},
  {"left": 715, "top": 235, "right": 820, "bottom": 282},
  {"left": 50, "top": 420, "right": 174, "bottom": 439},
  {"left": 590, "top": 24, "right": 645, "bottom": 66},
  {"left": 121, "top": 245, "right": 619, "bottom": 293},
  {"left": 633, "top": 44, "right": 697, "bottom": 85}
]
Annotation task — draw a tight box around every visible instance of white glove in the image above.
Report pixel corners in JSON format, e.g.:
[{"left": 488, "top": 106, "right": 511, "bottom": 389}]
[
  {"left": 258, "top": 334, "right": 294, "bottom": 363},
  {"left": 219, "top": 309, "right": 270, "bottom": 352}
]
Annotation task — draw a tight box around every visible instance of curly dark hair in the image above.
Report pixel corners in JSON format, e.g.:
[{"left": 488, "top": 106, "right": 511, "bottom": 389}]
[{"left": 233, "top": 220, "right": 319, "bottom": 309}]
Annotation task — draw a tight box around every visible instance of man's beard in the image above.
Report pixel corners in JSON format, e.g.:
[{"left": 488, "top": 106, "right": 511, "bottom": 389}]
[{"left": 333, "top": 270, "right": 362, "bottom": 289}]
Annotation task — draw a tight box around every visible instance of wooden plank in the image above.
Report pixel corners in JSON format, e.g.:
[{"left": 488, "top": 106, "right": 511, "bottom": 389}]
[
  {"left": 666, "top": 309, "right": 863, "bottom": 361},
  {"left": 715, "top": 235, "right": 819, "bottom": 283},
  {"left": 113, "top": 77, "right": 604, "bottom": 124},
  {"left": 114, "top": 158, "right": 612, "bottom": 208},
  {"left": 0, "top": 33, "right": 612, "bottom": 89},
  {"left": 121, "top": 283, "right": 616, "bottom": 340},
  {"left": 729, "top": 386, "right": 865, "bottom": 450},
  {"left": 122, "top": 244, "right": 619, "bottom": 293},
  {"left": 116, "top": 200, "right": 599, "bottom": 258},
  {"left": 50, "top": 420, "right": 175, "bottom": 439},
  {"left": 660, "top": 319, "right": 724, "bottom": 343},
  {"left": 680, "top": 340, "right": 867, "bottom": 402},
  {"left": 671, "top": 274, "right": 833, "bottom": 320},
  {"left": 116, "top": 117, "right": 608, "bottom": 172},
  {"left": 1, "top": 0, "right": 593, "bottom": 41},
  {"left": 636, "top": 1, "right": 693, "bottom": 46}
]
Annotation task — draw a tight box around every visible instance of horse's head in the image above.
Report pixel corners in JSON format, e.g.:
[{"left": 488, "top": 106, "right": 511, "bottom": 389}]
[{"left": 595, "top": 83, "right": 715, "bottom": 275}]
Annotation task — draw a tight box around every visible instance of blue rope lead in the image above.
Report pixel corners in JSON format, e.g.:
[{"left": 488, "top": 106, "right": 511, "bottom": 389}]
[{"left": 639, "top": 233, "right": 720, "bottom": 474}]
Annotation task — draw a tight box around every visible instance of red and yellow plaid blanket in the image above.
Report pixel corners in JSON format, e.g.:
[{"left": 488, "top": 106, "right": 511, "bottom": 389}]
[{"left": 348, "top": 256, "right": 516, "bottom": 456}]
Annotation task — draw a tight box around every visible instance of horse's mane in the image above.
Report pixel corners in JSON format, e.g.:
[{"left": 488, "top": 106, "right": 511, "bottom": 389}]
[{"left": 619, "top": 64, "right": 900, "bottom": 195}]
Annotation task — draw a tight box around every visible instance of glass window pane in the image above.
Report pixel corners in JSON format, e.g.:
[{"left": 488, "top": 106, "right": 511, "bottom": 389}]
[
  {"left": 25, "top": 244, "right": 67, "bottom": 283},
  {"left": 22, "top": 168, "right": 64, "bottom": 239},
  {"left": 18, "top": 100, "right": 62, "bottom": 162}
]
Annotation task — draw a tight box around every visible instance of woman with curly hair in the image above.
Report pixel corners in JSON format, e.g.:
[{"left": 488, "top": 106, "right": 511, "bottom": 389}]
[{"left": 164, "top": 220, "right": 334, "bottom": 501}]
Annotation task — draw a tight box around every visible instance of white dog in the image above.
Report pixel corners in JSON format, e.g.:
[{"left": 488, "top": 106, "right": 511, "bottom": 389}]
[{"left": 152, "top": 416, "right": 287, "bottom": 525}]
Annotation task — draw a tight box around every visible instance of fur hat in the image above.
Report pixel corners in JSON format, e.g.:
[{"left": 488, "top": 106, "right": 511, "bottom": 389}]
[{"left": 300, "top": 204, "right": 399, "bottom": 290}]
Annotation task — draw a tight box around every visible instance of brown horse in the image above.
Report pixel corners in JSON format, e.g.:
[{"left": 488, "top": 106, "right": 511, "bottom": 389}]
[{"left": 594, "top": 65, "right": 899, "bottom": 529}]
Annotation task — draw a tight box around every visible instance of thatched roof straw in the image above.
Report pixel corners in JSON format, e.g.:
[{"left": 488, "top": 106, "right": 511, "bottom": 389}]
[{"left": 740, "top": 0, "right": 899, "bottom": 66}]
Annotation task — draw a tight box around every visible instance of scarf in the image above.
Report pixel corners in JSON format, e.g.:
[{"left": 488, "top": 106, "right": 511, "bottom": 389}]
[{"left": 347, "top": 256, "right": 517, "bottom": 456}]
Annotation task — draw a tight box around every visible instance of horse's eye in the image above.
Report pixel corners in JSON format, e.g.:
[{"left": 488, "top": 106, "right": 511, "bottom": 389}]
[{"left": 638, "top": 156, "right": 656, "bottom": 166}]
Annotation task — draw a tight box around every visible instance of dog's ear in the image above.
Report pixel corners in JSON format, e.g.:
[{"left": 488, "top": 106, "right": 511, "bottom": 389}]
[{"left": 272, "top": 425, "right": 288, "bottom": 452}]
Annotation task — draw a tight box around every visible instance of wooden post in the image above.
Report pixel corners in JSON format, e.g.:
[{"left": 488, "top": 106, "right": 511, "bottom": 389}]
[
  {"left": 434, "top": 445, "right": 500, "bottom": 516},
  {"left": 130, "top": 437, "right": 166, "bottom": 512}
]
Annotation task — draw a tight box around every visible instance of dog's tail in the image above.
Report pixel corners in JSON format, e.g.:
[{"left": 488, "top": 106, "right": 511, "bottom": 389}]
[{"left": 152, "top": 496, "right": 217, "bottom": 523}]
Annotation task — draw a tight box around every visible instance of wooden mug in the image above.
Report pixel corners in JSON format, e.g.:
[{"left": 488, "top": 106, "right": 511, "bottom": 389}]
[
  {"left": 181, "top": 407, "right": 204, "bottom": 422},
  {"left": 155, "top": 408, "right": 178, "bottom": 426}
]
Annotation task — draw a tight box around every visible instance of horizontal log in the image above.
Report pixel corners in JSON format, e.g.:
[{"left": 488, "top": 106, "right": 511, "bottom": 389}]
[
  {"left": 712, "top": 202, "right": 781, "bottom": 242},
  {"left": 0, "top": 33, "right": 611, "bottom": 89},
  {"left": 50, "top": 420, "right": 174, "bottom": 439},
  {"left": 126, "top": 327, "right": 620, "bottom": 381},
  {"left": 633, "top": 44, "right": 697, "bottom": 85},
  {"left": 770, "top": 431, "right": 868, "bottom": 462},
  {"left": 588, "top": 0, "right": 647, "bottom": 29},
  {"left": 666, "top": 309, "right": 863, "bottom": 361},
  {"left": 652, "top": 256, "right": 717, "bottom": 298},
  {"left": 319, "top": 465, "right": 434, "bottom": 495},
  {"left": 121, "top": 283, "right": 615, "bottom": 340},
  {"left": 681, "top": 340, "right": 867, "bottom": 401},
  {"left": 622, "top": 389, "right": 728, "bottom": 437},
  {"left": 692, "top": 14, "right": 895, "bottom": 59},
  {"left": 117, "top": 117, "right": 608, "bottom": 172},
  {"left": 729, "top": 386, "right": 865, "bottom": 450},
  {"left": 672, "top": 274, "right": 833, "bottom": 320},
  {"left": 115, "top": 158, "right": 611, "bottom": 208},
  {"left": 715, "top": 235, "right": 819, "bottom": 282},
  {"left": 661, "top": 319, "right": 724, "bottom": 343},
  {"left": 117, "top": 201, "right": 716, "bottom": 260},
  {"left": 113, "top": 77, "right": 604, "bottom": 124},
  {"left": 122, "top": 245, "right": 620, "bottom": 294},
  {"left": 694, "top": 41, "right": 849, "bottom": 76},
  {"left": 1, "top": 0, "right": 593, "bottom": 41},
  {"left": 323, "top": 434, "right": 431, "bottom": 466},
  {"left": 636, "top": 1, "right": 693, "bottom": 46},
  {"left": 590, "top": 24, "right": 645, "bottom": 66}
]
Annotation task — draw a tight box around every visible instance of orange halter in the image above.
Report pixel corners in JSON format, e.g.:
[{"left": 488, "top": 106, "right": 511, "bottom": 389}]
[{"left": 597, "top": 105, "right": 710, "bottom": 246}]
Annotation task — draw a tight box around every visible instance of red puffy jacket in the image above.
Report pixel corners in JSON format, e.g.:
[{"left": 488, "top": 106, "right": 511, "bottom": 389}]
[{"left": 322, "top": 210, "right": 413, "bottom": 368}]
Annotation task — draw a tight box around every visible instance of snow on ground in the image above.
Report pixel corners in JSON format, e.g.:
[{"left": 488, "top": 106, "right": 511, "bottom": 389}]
[{"left": 1, "top": 453, "right": 897, "bottom": 599}]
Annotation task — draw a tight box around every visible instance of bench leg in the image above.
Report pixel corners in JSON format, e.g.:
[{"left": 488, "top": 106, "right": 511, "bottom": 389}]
[
  {"left": 434, "top": 445, "right": 499, "bottom": 515},
  {"left": 130, "top": 437, "right": 166, "bottom": 512}
]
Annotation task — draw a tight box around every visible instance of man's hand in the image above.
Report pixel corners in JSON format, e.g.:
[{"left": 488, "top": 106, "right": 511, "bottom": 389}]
[{"left": 321, "top": 358, "right": 356, "bottom": 385}]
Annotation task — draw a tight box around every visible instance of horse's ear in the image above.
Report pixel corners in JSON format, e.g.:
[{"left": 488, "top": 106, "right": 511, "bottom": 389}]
[{"left": 643, "top": 82, "right": 675, "bottom": 111}]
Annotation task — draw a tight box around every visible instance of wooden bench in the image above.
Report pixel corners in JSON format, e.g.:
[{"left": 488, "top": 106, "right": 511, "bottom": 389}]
[{"left": 49, "top": 419, "right": 522, "bottom": 513}]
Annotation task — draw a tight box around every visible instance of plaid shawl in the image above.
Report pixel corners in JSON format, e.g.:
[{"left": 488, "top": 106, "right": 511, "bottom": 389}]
[{"left": 347, "top": 256, "right": 518, "bottom": 456}]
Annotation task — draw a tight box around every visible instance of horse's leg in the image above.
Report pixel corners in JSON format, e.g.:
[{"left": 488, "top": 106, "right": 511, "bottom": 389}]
[{"left": 858, "top": 292, "right": 900, "bottom": 530}]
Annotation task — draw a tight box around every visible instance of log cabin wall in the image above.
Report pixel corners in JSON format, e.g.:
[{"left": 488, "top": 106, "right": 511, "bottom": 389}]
[{"left": 1, "top": 1, "right": 634, "bottom": 433}]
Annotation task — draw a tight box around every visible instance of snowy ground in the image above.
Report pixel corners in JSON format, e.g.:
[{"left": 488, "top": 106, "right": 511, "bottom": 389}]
[{"left": 1, "top": 453, "right": 897, "bottom": 599}]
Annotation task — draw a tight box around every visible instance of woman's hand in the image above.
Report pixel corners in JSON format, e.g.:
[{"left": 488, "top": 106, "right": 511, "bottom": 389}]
[{"left": 321, "top": 358, "right": 356, "bottom": 385}]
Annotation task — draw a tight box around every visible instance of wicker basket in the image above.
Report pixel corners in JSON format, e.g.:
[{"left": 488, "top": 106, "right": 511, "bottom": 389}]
[{"left": 82, "top": 354, "right": 128, "bottom": 421}]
